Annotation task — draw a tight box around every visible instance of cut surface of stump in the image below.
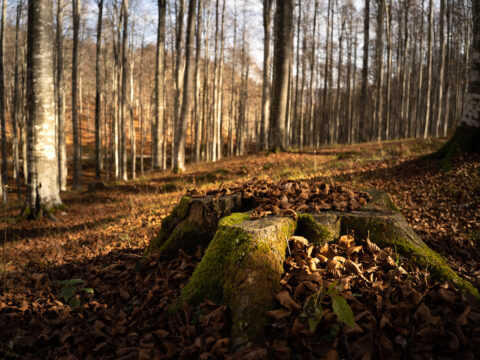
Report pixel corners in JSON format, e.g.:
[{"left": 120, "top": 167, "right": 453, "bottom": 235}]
[{"left": 147, "top": 182, "right": 478, "bottom": 349}]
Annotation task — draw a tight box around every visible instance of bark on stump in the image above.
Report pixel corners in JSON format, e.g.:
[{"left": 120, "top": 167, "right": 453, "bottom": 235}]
[
  {"left": 177, "top": 213, "right": 296, "bottom": 349},
  {"left": 145, "top": 193, "right": 248, "bottom": 257},
  {"left": 147, "top": 188, "right": 478, "bottom": 349}
]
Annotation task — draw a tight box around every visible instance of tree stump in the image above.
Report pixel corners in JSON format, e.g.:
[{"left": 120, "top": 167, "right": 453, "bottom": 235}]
[
  {"left": 177, "top": 213, "right": 296, "bottom": 349},
  {"left": 147, "top": 187, "right": 478, "bottom": 349},
  {"left": 145, "top": 193, "right": 248, "bottom": 257}
]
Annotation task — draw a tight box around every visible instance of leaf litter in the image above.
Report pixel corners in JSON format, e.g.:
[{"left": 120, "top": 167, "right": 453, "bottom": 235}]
[{"left": 0, "top": 143, "right": 479, "bottom": 359}]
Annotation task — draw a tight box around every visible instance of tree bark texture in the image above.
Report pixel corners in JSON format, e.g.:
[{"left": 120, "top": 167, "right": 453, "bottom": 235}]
[
  {"left": 269, "top": 0, "right": 294, "bottom": 152},
  {"left": 25, "top": 0, "right": 62, "bottom": 215}
]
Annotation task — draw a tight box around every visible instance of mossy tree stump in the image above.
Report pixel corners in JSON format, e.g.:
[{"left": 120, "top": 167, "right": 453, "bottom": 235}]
[
  {"left": 177, "top": 213, "right": 296, "bottom": 349},
  {"left": 148, "top": 188, "right": 478, "bottom": 349},
  {"left": 145, "top": 193, "right": 248, "bottom": 257}
]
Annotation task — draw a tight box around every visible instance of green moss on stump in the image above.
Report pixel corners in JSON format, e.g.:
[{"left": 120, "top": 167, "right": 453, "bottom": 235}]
[
  {"left": 145, "top": 195, "right": 191, "bottom": 255},
  {"left": 156, "top": 221, "right": 211, "bottom": 258},
  {"left": 296, "top": 213, "right": 337, "bottom": 245},
  {"left": 178, "top": 219, "right": 252, "bottom": 306},
  {"left": 341, "top": 214, "right": 479, "bottom": 298},
  {"left": 177, "top": 212, "right": 296, "bottom": 347}
]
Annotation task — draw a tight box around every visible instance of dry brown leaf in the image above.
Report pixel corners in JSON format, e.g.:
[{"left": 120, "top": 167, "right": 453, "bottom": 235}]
[
  {"left": 338, "top": 235, "right": 355, "bottom": 249},
  {"left": 266, "top": 309, "right": 291, "bottom": 320},
  {"left": 366, "top": 238, "right": 381, "bottom": 254},
  {"left": 275, "top": 291, "right": 302, "bottom": 311},
  {"left": 347, "top": 245, "right": 363, "bottom": 257}
]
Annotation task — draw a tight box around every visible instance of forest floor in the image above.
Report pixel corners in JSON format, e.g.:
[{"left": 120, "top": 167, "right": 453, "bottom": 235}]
[{"left": 1, "top": 137, "right": 480, "bottom": 359}]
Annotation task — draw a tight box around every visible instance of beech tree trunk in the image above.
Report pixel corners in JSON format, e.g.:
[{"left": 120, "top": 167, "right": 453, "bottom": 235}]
[
  {"left": 375, "top": 0, "right": 384, "bottom": 142},
  {"left": 423, "top": 0, "right": 433, "bottom": 139},
  {"left": 269, "top": 0, "right": 294, "bottom": 152},
  {"left": 72, "top": 0, "right": 82, "bottom": 188},
  {"left": 12, "top": 0, "right": 22, "bottom": 199},
  {"left": 56, "top": 0, "right": 66, "bottom": 191},
  {"left": 459, "top": 0, "right": 480, "bottom": 131},
  {"left": 360, "top": 0, "right": 370, "bottom": 142},
  {"left": 173, "top": 0, "right": 186, "bottom": 168},
  {"left": 0, "top": 0, "right": 7, "bottom": 203},
  {"left": 435, "top": 0, "right": 446, "bottom": 137},
  {"left": 173, "top": 0, "right": 197, "bottom": 173},
  {"left": 260, "top": 0, "right": 273, "bottom": 151},
  {"left": 94, "top": 0, "right": 104, "bottom": 180},
  {"left": 25, "top": 0, "right": 62, "bottom": 216},
  {"left": 120, "top": 0, "right": 128, "bottom": 181},
  {"left": 154, "top": 0, "right": 166, "bottom": 169},
  {"left": 433, "top": 0, "right": 480, "bottom": 165}
]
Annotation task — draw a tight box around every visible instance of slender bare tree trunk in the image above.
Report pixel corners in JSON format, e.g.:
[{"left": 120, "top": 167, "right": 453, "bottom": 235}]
[
  {"left": 0, "top": 0, "right": 7, "bottom": 203},
  {"left": 374, "top": 0, "right": 384, "bottom": 142},
  {"left": 260, "top": 0, "right": 273, "bottom": 150},
  {"left": 139, "top": 33, "right": 145, "bottom": 176},
  {"left": 385, "top": 0, "right": 392, "bottom": 140},
  {"left": 308, "top": 0, "right": 318, "bottom": 147},
  {"left": 119, "top": 0, "right": 129, "bottom": 180},
  {"left": 415, "top": 0, "right": 424, "bottom": 138},
  {"left": 103, "top": 44, "right": 109, "bottom": 181},
  {"left": 423, "top": 0, "right": 433, "bottom": 138},
  {"left": 173, "top": 0, "right": 197, "bottom": 173},
  {"left": 24, "top": 0, "right": 62, "bottom": 216},
  {"left": 193, "top": 0, "right": 202, "bottom": 163},
  {"left": 322, "top": 0, "right": 332, "bottom": 145},
  {"left": 228, "top": 0, "right": 237, "bottom": 157},
  {"left": 435, "top": 0, "right": 446, "bottom": 137},
  {"left": 55, "top": 0, "right": 66, "bottom": 191},
  {"left": 94, "top": 0, "right": 104, "bottom": 180},
  {"left": 299, "top": 22, "right": 306, "bottom": 146},
  {"left": 334, "top": 8, "right": 345, "bottom": 144},
  {"left": 201, "top": 6, "right": 210, "bottom": 161},
  {"left": 360, "top": 0, "right": 370, "bottom": 142},
  {"left": 12, "top": 0, "right": 23, "bottom": 199},
  {"left": 129, "top": 21, "right": 135, "bottom": 179},
  {"left": 154, "top": 0, "right": 166, "bottom": 169},
  {"left": 293, "top": 2, "right": 301, "bottom": 147},
  {"left": 216, "top": 0, "right": 225, "bottom": 160},
  {"left": 350, "top": 25, "right": 358, "bottom": 143},
  {"left": 111, "top": 5, "right": 120, "bottom": 179},
  {"left": 173, "top": 0, "right": 186, "bottom": 168},
  {"left": 269, "top": 0, "right": 294, "bottom": 152},
  {"left": 212, "top": 0, "right": 220, "bottom": 161},
  {"left": 72, "top": 0, "right": 82, "bottom": 188},
  {"left": 399, "top": 0, "right": 410, "bottom": 138}
]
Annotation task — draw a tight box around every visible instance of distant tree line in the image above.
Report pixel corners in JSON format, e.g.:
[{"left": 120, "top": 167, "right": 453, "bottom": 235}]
[{"left": 0, "top": 0, "right": 476, "bottom": 214}]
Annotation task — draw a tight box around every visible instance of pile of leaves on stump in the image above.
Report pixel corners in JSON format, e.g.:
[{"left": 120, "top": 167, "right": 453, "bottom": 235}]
[{"left": 188, "top": 178, "right": 372, "bottom": 218}]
